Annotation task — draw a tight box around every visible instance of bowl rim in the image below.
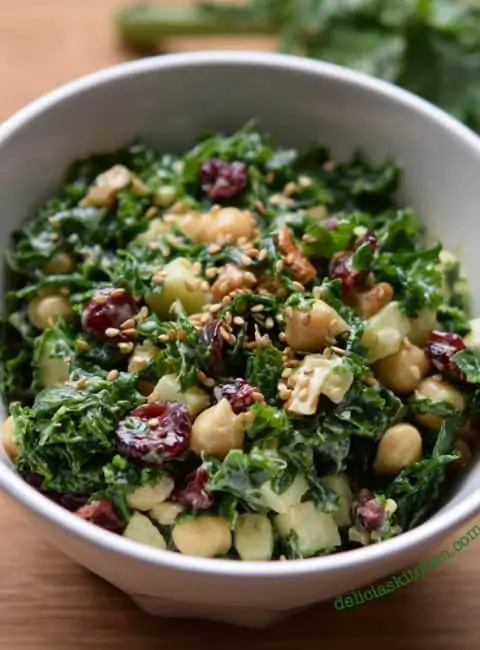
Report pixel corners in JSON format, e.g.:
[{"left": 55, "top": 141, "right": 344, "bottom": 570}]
[{"left": 0, "top": 50, "right": 479, "bottom": 578}]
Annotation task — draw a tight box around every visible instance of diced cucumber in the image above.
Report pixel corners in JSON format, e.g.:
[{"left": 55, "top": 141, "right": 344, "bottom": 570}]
[
  {"left": 134, "top": 217, "right": 172, "bottom": 245},
  {"left": 463, "top": 318, "right": 480, "bottom": 349},
  {"left": 126, "top": 476, "right": 174, "bottom": 511},
  {"left": 286, "top": 354, "right": 353, "bottom": 415},
  {"left": 146, "top": 257, "right": 211, "bottom": 318},
  {"left": 260, "top": 473, "right": 309, "bottom": 513},
  {"left": 234, "top": 514, "right": 274, "bottom": 561},
  {"left": 149, "top": 501, "right": 185, "bottom": 526},
  {"left": 408, "top": 308, "right": 438, "bottom": 346},
  {"left": 151, "top": 374, "right": 210, "bottom": 417},
  {"left": 275, "top": 501, "right": 341, "bottom": 556},
  {"left": 123, "top": 512, "right": 166, "bottom": 550},
  {"left": 323, "top": 474, "right": 353, "bottom": 527},
  {"left": 38, "top": 336, "right": 70, "bottom": 387},
  {"left": 361, "top": 301, "right": 410, "bottom": 363}
]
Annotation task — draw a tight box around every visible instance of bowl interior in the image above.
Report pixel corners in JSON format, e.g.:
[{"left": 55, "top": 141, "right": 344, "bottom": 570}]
[{"left": 0, "top": 52, "right": 478, "bottom": 536}]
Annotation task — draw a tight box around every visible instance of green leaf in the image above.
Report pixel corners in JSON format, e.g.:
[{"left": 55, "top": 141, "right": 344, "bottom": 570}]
[
  {"left": 452, "top": 349, "right": 480, "bottom": 384},
  {"left": 205, "top": 448, "right": 286, "bottom": 511},
  {"left": 246, "top": 343, "right": 283, "bottom": 403}
]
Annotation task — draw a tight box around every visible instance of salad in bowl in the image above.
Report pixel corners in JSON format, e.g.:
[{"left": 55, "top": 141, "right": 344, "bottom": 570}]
[{"left": 1, "top": 123, "right": 478, "bottom": 561}]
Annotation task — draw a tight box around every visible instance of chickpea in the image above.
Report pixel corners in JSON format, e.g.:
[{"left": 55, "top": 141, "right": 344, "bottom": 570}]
[
  {"left": 190, "top": 399, "right": 247, "bottom": 459},
  {"left": 28, "top": 293, "right": 73, "bottom": 330},
  {"left": 373, "top": 423, "right": 423, "bottom": 476},
  {"left": 211, "top": 264, "right": 256, "bottom": 300},
  {"left": 2, "top": 415, "right": 18, "bottom": 461},
  {"left": 374, "top": 338, "right": 430, "bottom": 395},
  {"left": 43, "top": 252, "right": 76, "bottom": 275},
  {"left": 285, "top": 300, "right": 349, "bottom": 352},
  {"left": 172, "top": 515, "right": 232, "bottom": 558},
  {"left": 415, "top": 377, "right": 465, "bottom": 430},
  {"left": 183, "top": 207, "right": 256, "bottom": 244},
  {"left": 354, "top": 282, "right": 393, "bottom": 319}
]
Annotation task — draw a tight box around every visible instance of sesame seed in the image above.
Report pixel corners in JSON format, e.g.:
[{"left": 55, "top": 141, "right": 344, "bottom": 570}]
[
  {"left": 149, "top": 242, "right": 158, "bottom": 251},
  {"left": 123, "top": 328, "right": 137, "bottom": 337},
  {"left": 281, "top": 368, "right": 293, "bottom": 379},
  {"left": 258, "top": 249, "right": 268, "bottom": 262},
  {"left": 93, "top": 294, "right": 108, "bottom": 304},
  {"left": 209, "top": 303, "right": 223, "bottom": 314},
  {"left": 120, "top": 318, "right": 135, "bottom": 330},
  {"left": 152, "top": 275, "right": 164, "bottom": 286},
  {"left": 111, "top": 288, "right": 125, "bottom": 297},
  {"left": 264, "top": 317, "right": 275, "bottom": 329},
  {"left": 220, "top": 328, "right": 231, "bottom": 342},
  {"left": 283, "top": 182, "right": 297, "bottom": 197},
  {"left": 303, "top": 367, "right": 314, "bottom": 376},
  {"left": 205, "top": 267, "right": 218, "bottom": 279},
  {"left": 107, "top": 369, "right": 119, "bottom": 381},
  {"left": 148, "top": 418, "right": 160, "bottom": 428},
  {"left": 163, "top": 246, "right": 171, "bottom": 257},
  {"left": 196, "top": 370, "right": 208, "bottom": 383},
  {"left": 247, "top": 248, "right": 259, "bottom": 257},
  {"left": 292, "top": 281, "right": 305, "bottom": 292},
  {"left": 285, "top": 253, "right": 295, "bottom": 265},
  {"left": 275, "top": 260, "right": 284, "bottom": 273},
  {"left": 118, "top": 342, "right": 134, "bottom": 354},
  {"left": 106, "top": 327, "right": 120, "bottom": 338},
  {"left": 145, "top": 206, "right": 158, "bottom": 219},
  {"left": 285, "top": 307, "right": 294, "bottom": 318},
  {"left": 279, "top": 331, "right": 287, "bottom": 342},
  {"left": 193, "top": 262, "right": 202, "bottom": 275},
  {"left": 137, "top": 306, "right": 149, "bottom": 320},
  {"left": 76, "top": 338, "right": 90, "bottom": 352},
  {"left": 302, "top": 234, "right": 316, "bottom": 244},
  {"left": 158, "top": 334, "right": 169, "bottom": 343},
  {"left": 225, "top": 312, "right": 233, "bottom": 325},
  {"left": 323, "top": 347, "right": 333, "bottom": 360},
  {"left": 251, "top": 304, "right": 265, "bottom": 313},
  {"left": 300, "top": 313, "right": 312, "bottom": 326},
  {"left": 76, "top": 378, "right": 87, "bottom": 390},
  {"left": 207, "top": 244, "right": 221, "bottom": 254},
  {"left": 298, "top": 176, "right": 312, "bottom": 188},
  {"left": 222, "top": 295, "right": 232, "bottom": 306},
  {"left": 233, "top": 316, "right": 245, "bottom": 326},
  {"left": 240, "top": 255, "right": 252, "bottom": 266},
  {"left": 255, "top": 201, "right": 266, "bottom": 215},
  {"left": 200, "top": 281, "right": 211, "bottom": 292},
  {"left": 330, "top": 345, "right": 347, "bottom": 356},
  {"left": 50, "top": 233, "right": 59, "bottom": 241},
  {"left": 228, "top": 334, "right": 237, "bottom": 346},
  {"left": 168, "top": 329, "right": 177, "bottom": 341}
]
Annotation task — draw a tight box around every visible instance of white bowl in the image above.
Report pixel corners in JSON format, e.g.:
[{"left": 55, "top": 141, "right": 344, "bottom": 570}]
[{"left": 0, "top": 51, "right": 479, "bottom": 629}]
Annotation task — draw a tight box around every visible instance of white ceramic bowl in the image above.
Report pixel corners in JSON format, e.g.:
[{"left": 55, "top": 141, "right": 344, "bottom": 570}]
[{"left": 0, "top": 51, "right": 479, "bottom": 629}]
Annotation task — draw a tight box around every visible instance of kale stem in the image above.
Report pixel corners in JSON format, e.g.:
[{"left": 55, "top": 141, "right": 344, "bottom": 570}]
[{"left": 116, "top": 3, "right": 278, "bottom": 49}]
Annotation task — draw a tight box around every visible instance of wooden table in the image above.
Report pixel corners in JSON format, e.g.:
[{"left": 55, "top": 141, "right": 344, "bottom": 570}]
[{"left": 0, "top": 2, "right": 478, "bottom": 648}]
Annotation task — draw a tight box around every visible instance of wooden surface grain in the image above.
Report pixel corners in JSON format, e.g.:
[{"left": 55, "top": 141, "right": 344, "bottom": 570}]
[{"left": 0, "top": 1, "right": 478, "bottom": 648}]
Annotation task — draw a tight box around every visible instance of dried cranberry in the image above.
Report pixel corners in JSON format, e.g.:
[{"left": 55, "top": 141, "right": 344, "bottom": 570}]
[
  {"left": 351, "top": 489, "right": 385, "bottom": 532},
  {"left": 201, "top": 319, "right": 225, "bottom": 368},
  {"left": 75, "top": 499, "right": 124, "bottom": 534},
  {"left": 214, "top": 379, "right": 256, "bottom": 414},
  {"left": 329, "top": 230, "right": 377, "bottom": 294},
  {"left": 173, "top": 466, "right": 213, "bottom": 510},
  {"left": 200, "top": 158, "right": 248, "bottom": 200},
  {"left": 82, "top": 287, "right": 138, "bottom": 343},
  {"left": 425, "top": 330, "right": 466, "bottom": 381},
  {"left": 116, "top": 401, "right": 191, "bottom": 465}
]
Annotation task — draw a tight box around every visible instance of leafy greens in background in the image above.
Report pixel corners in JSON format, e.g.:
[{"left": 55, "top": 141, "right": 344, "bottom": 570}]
[{"left": 116, "top": 0, "right": 480, "bottom": 131}]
